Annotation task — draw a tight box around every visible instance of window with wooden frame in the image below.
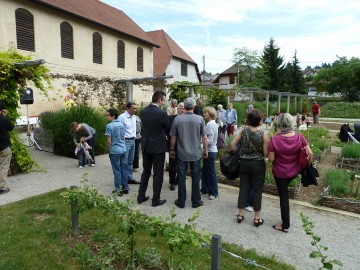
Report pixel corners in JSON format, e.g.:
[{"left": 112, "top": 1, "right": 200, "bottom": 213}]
[
  {"left": 60, "top": 22, "right": 74, "bottom": 59},
  {"left": 117, "top": 40, "right": 125, "bottom": 68},
  {"left": 181, "top": 61, "right": 187, "bottom": 76},
  {"left": 15, "top": 8, "right": 35, "bottom": 51},
  {"left": 137, "top": 47, "right": 143, "bottom": 72},
  {"left": 93, "top": 32, "right": 102, "bottom": 64},
  {"left": 229, "top": 74, "right": 235, "bottom": 84}
]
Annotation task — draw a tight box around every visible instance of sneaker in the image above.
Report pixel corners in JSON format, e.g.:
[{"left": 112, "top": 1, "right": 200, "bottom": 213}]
[
  {"left": 244, "top": 206, "right": 254, "bottom": 212},
  {"left": 209, "top": 195, "right": 217, "bottom": 200},
  {"left": 90, "top": 164, "right": 95, "bottom": 167},
  {"left": 78, "top": 166, "right": 83, "bottom": 168}
]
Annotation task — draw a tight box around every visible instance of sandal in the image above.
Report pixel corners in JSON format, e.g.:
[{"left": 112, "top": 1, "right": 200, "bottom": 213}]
[
  {"left": 272, "top": 224, "right": 289, "bottom": 233},
  {"left": 253, "top": 218, "right": 264, "bottom": 227},
  {"left": 0, "top": 188, "right": 10, "bottom": 195},
  {"left": 236, "top": 214, "right": 244, "bottom": 224}
]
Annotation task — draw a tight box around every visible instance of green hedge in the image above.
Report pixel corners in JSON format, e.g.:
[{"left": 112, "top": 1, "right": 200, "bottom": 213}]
[{"left": 38, "top": 105, "right": 108, "bottom": 157}]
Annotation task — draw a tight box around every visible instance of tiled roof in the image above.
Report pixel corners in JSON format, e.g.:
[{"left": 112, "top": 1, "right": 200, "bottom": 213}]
[
  {"left": 212, "top": 64, "right": 238, "bottom": 83},
  {"left": 147, "top": 29, "right": 197, "bottom": 76},
  {"left": 31, "top": 0, "right": 159, "bottom": 47}
]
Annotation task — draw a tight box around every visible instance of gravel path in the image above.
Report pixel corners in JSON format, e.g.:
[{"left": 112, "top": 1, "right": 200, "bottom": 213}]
[{"left": 1, "top": 148, "right": 359, "bottom": 269}]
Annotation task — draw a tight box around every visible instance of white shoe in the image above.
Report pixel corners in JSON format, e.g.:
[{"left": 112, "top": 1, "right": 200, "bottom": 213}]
[
  {"left": 209, "top": 195, "right": 217, "bottom": 200},
  {"left": 244, "top": 206, "right": 254, "bottom": 212},
  {"left": 90, "top": 164, "right": 95, "bottom": 167},
  {"left": 78, "top": 166, "right": 83, "bottom": 168}
]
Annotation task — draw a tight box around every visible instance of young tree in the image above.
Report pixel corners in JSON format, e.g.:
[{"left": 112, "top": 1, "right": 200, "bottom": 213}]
[
  {"left": 314, "top": 56, "right": 360, "bottom": 102},
  {"left": 233, "top": 47, "right": 259, "bottom": 86},
  {"left": 259, "top": 38, "right": 286, "bottom": 91}
]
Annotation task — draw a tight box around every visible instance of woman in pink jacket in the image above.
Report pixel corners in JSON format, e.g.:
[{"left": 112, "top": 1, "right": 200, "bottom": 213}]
[{"left": 268, "top": 113, "right": 312, "bottom": 233}]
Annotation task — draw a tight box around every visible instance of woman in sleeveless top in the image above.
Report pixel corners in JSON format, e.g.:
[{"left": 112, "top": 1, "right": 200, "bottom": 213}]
[
  {"left": 268, "top": 113, "right": 313, "bottom": 233},
  {"left": 230, "top": 109, "right": 268, "bottom": 227}
]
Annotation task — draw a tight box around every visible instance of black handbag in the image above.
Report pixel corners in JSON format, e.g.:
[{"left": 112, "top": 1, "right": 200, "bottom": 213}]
[{"left": 220, "top": 151, "right": 239, "bottom": 180}]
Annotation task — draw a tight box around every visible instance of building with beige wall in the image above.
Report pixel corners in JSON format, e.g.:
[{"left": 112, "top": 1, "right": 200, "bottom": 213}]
[{"left": 0, "top": 0, "right": 160, "bottom": 116}]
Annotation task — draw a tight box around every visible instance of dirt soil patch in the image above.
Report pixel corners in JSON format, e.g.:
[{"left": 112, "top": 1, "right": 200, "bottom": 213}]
[{"left": 296, "top": 151, "right": 338, "bottom": 204}]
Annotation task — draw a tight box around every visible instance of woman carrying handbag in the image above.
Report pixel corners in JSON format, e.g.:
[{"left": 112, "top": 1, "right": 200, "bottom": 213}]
[
  {"left": 230, "top": 109, "right": 268, "bottom": 227},
  {"left": 268, "top": 113, "right": 313, "bottom": 233}
]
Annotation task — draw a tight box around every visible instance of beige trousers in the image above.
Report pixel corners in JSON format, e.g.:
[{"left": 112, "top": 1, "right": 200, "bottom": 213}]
[{"left": 0, "top": 147, "right": 12, "bottom": 189}]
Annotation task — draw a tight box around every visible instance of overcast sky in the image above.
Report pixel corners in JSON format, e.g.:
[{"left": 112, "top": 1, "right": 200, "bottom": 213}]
[{"left": 103, "top": 0, "right": 360, "bottom": 74}]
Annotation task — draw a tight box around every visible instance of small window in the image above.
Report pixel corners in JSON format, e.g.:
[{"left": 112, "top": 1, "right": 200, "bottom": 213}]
[
  {"left": 117, "top": 40, "right": 125, "bottom": 68},
  {"left": 229, "top": 75, "right": 235, "bottom": 84},
  {"left": 60, "top": 22, "right": 74, "bottom": 59},
  {"left": 93, "top": 32, "right": 102, "bottom": 64},
  {"left": 15, "top": 8, "right": 35, "bottom": 51},
  {"left": 181, "top": 61, "right": 187, "bottom": 76},
  {"left": 137, "top": 47, "right": 143, "bottom": 72}
]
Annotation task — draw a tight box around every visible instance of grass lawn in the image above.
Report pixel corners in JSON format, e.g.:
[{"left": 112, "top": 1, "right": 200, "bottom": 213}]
[{"left": 0, "top": 190, "right": 295, "bottom": 270}]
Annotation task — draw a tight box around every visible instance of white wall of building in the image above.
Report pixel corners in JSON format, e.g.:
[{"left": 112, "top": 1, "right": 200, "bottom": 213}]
[{"left": 0, "top": 0, "right": 154, "bottom": 116}]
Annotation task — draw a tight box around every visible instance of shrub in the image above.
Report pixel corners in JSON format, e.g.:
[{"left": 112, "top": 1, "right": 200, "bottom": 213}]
[
  {"left": 321, "top": 102, "right": 360, "bottom": 118},
  {"left": 38, "top": 105, "right": 108, "bottom": 157},
  {"left": 341, "top": 144, "right": 360, "bottom": 159},
  {"left": 325, "top": 169, "right": 351, "bottom": 196}
]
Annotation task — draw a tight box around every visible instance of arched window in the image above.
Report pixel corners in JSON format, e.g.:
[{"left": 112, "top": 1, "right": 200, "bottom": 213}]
[
  {"left": 137, "top": 47, "right": 143, "bottom": 72},
  {"left": 60, "top": 22, "right": 74, "bottom": 59},
  {"left": 93, "top": 32, "right": 102, "bottom": 64},
  {"left": 15, "top": 8, "right": 35, "bottom": 51},
  {"left": 117, "top": 40, "right": 125, "bottom": 68}
]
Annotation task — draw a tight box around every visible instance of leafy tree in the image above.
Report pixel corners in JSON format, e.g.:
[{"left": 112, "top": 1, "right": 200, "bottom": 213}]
[
  {"left": 233, "top": 47, "right": 260, "bottom": 86},
  {"left": 259, "top": 38, "right": 286, "bottom": 91},
  {"left": 313, "top": 56, "right": 360, "bottom": 102},
  {"left": 204, "top": 86, "right": 228, "bottom": 108},
  {"left": 168, "top": 81, "right": 201, "bottom": 102},
  {"left": 0, "top": 47, "right": 52, "bottom": 173}
]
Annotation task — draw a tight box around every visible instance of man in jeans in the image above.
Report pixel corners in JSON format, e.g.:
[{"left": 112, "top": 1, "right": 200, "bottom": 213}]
[
  {"left": 0, "top": 101, "right": 14, "bottom": 195},
  {"left": 170, "top": 97, "right": 208, "bottom": 208},
  {"left": 118, "top": 102, "right": 140, "bottom": 184},
  {"left": 105, "top": 108, "right": 128, "bottom": 195}
]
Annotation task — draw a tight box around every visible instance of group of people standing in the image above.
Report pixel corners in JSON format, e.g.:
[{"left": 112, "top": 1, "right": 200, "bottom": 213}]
[
  {"left": 69, "top": 94, "right": 314, "bottom": 233},
  {"left": 216, "top": 103, "right": 238, "bottom": 138}
]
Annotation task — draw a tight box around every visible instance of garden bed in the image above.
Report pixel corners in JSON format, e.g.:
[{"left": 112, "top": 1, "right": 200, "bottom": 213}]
[
  {"left": 321, "top": 195, "right": 360, "bottom": 214},
  {"left": 335, "top": 157, "right": 360, "bottom": 170}
]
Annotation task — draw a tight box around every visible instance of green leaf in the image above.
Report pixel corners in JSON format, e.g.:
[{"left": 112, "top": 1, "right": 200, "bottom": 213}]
[
  {"left": 329, "top": 260, "right": 343, "bottom": 266},
  {"left": 309, "top": 251, "right": 322, "bottom": 258},
  {"left": 323, "top": 262, "right": 333, "bottom": 269}
]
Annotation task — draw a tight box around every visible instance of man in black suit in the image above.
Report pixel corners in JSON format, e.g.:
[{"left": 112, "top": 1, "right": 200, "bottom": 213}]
[{"left": 137, "top": 91, "right": 171, "bottom": 207}]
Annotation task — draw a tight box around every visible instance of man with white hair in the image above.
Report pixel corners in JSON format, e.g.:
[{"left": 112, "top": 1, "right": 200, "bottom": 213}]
[
  {"left": 170, "top": 97, "right": 208, "bottom": 208},
  {"left": 216, "top": 104, "right": 227, "bottom": 134}
]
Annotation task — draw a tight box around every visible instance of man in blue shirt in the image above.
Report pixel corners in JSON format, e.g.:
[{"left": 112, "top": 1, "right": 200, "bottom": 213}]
[
  {"left": 105, "top": 108, "right": 128, "bottom": 195},
  {"left": 118, "top": 102, "right": 140, "bottom": 184}
]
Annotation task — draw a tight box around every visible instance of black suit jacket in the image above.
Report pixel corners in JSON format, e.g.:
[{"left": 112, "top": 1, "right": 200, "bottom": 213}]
[{"left": 140, "top": 104, "right": 170, "bottom": 153}]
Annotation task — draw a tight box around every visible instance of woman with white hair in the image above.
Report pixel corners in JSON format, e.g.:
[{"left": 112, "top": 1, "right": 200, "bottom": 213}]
[
  {"left": 268, "top": 113, "right": 313, "bottom": 233},
  {"left": 201, "top": 106, "right": 219, "bottom": 200}
]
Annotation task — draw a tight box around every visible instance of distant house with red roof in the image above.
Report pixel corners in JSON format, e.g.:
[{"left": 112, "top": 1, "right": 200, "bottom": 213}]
[
  {"left": 147, "top": 29, "right": 201, "bottom": 86},
  {"left": 0, "top": 0, "right": 160, "bottom": 115}
]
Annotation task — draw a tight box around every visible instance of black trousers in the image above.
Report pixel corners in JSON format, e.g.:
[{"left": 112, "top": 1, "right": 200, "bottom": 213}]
[
  {"left": 133, "top": 138, "right": 141, "bottom": 169},
  {"left": 274, "top": 176, "right": 297, "bottom": 229},
  {"left": 138, "top": 152, "right": 165, "bottom": 202},
  {"left": 238, "top": 159, "right": 265, "bottom": 212},
  {"left": 168, "top": 156, "right": 178, "bottom": 185}
]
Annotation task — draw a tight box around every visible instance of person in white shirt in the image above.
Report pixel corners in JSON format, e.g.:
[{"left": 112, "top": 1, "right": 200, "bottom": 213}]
[
  {"left": 118, "top": 102, "right": 140, "bottom": 184},
  {"left": 201, "top": 106, "right": 219, "bottom": 200}
]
